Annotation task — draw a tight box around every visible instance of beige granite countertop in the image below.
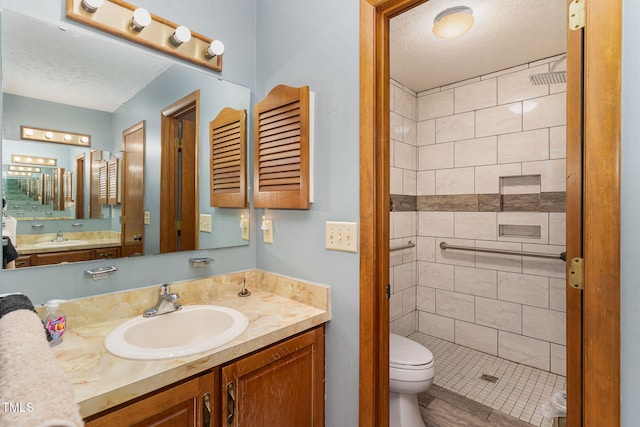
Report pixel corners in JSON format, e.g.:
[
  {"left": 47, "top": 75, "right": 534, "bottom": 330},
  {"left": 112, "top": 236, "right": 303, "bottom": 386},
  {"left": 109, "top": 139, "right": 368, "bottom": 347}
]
[
  {"left": 45, "top": 270, "right": 331, "bottom": 418},
  {"left": 17, "top": 231, "right": 121, "bottom": 255}
]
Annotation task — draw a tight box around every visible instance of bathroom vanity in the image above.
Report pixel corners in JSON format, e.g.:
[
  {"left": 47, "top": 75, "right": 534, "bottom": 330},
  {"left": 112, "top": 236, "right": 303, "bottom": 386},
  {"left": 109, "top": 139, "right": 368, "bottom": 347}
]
[{"left": 47, "top": 270, "right": 330, "bottom": 427}]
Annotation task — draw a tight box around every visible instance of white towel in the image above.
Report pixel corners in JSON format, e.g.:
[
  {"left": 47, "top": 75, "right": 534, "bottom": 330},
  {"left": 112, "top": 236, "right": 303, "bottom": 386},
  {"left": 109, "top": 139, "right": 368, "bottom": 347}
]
[{"left": 0, "top": 309, "right": 83, "bottom": 427}]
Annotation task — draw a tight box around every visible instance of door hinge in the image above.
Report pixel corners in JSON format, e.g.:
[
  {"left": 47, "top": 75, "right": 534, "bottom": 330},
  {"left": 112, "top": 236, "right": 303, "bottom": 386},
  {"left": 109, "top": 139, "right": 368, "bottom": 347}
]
[
  {"left": 386, "top": 284, "right": 391, "bottom": 300},
  {"left": 174, "top": 220, "right": 182, "bottom": 231},
  {"left": 569, "top": 0, "right": 585, "bottom": 31},
  {"left": 121, "top": 215, "right": 126, "bottom": 225},
  {"left": 569, "top": 257, "right": 584, "bottom": 290},
  {"left": 174, "top": 137, "right": 183, "bottom": 150}
]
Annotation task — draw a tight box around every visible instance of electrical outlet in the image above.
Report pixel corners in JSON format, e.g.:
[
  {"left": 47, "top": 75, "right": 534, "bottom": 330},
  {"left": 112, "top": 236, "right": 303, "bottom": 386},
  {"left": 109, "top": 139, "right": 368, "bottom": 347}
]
[
  {"left": 240, "top": 218, "right": 249, "bottom": 241},
  {"left": 144, "top": 211, "right": 151, "bottom": 225},
  {"left": 199, "top": 214, "right": 212, "bottom": 233},
  {"left": 325, "top": 221, "right": 357, "bottom": 253},
  {"left": 262, "top": 220, "right": 273, "bottom": 244}
]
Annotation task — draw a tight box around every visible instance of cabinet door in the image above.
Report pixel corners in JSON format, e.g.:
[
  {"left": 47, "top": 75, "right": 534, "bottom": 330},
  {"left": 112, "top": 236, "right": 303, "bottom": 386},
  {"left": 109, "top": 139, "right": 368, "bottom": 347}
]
[
  {"left": 221, "top": 326, "right": 325, "bottom": 427},
  {"left": 85, "top": 370, "right": 219, "bottom": 427}
]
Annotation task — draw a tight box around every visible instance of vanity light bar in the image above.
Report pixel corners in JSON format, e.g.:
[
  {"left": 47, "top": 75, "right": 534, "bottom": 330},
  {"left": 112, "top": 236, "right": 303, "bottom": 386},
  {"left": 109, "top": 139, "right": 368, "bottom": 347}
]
[
  {"left": 8, "top": 165, "right": 41, "bottom": 173},
  {"left": 12, "top": 154, "right": 57, "bottom": 167},
  {"left": 21, "top": 126, "right": 91, "bottom": 147},
  {"left": 6, "top": 171, "right": 33, "bottom": 177},
  {"left": 66, "top": 0, "right": 224, "bottom": 72}
]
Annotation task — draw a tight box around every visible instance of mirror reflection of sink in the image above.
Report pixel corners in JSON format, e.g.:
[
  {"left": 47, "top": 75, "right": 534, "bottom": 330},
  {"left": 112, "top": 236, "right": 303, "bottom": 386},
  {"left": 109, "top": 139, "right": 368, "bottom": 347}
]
[
  {"left": 104, "top": 305, "right": 249, "bottom": 360},
  {"left": 33, "top": 239, "right": 89, "bottom": 248}
]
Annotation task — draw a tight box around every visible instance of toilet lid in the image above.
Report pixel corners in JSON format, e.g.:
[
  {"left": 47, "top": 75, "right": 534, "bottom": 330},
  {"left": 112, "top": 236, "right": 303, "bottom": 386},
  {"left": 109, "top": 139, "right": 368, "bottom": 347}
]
[{"left": 389, "top": 334, "right": 433, "bottom": 367}]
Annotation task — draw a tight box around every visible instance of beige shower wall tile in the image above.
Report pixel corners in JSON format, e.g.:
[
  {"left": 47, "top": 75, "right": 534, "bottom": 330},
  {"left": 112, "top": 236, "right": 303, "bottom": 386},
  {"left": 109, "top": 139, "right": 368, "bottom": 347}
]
[
  {"left": 551, "top": 344, "right": 567, "bottom": 376},
  {"left": 419, "top": 142, "right": 453, "bottom": 170},
  {"left": 522, "top": 159, "right": 566, "bottom": 192},
  {"left": 455, "top": 212, "right": 497, "bottom": 240},
  {"left": 549, "top": 126, "right": 566, "bottom": 159},
  {"left": 417, "top": 286, "right": 436, "bottom": 313},
  {"left": 436, "top": 167, "right": 475, "bottom": 195},
  {"left": 418, "top": 311, "right": 455, "bottom": 341},
  {"left": 454, "top": 266, "right": 497, "bottom": 298},
  {"left": 498, "top": 271, "right": 549, "bottom": 308},
  {"left": 549, "top": 278, "right": 566, "bottom": 312},
  {"left": 549, "top": 213, "right": 566, "bottom": 246},
  {"left": 419, "top": 261, "right": 454, "bottom": 290},
  {"left": 474, "top": 240, "right": 523, "bottom": 273},
  {"left": 476, "top": 297, "right": 522, "bottom": 334},
  {"left": 523, "top": 92, "right": 567, "bottom": 130},
  {"left": 523, "top": 306, "right": 566, "bottom": 345},
  {"left": 435, "top": 238, "right": 476, "bottom": 267},
  {"left": 417, "top": 170, "right": 436, "bottom": 196},
  {"left": 454, "top": 78, "right": 497, "bottom": 113},
  {"left": 475, "top": 163, "right": 522, "bottom": 194},
  {"left": 419, "top": 211, "right": 454, "bottom": 237},
  {"left": 476, "top": 103, "right": 522, "bottom": 137},
  {"left": 499, "top": 331, "right": 550, "bottom": 371},
  {"left": 435, "top": 112, "right": 475, "bottom": 143},
  {"left": 393, "top": 84, "right": 416, "bottom": 119},
  {"left": 418, "top": 89, "right": 454, "bottom": 120},
  {"left": 390, "top": 167, "right": 403, "bottom": 194},
  {"left": 455, "top": 320, "right": 498, "bottom": 356},
  {"left": 417, "top": 119, "right": 436, "bottom": 145},
  {"left": 455, "top": 136, "right": 498, "bottom": 167},
  {"left": 498, "top": 128, "right": 550, "bottom": 163},
  {"left": 417, "top": 236, "right": 436, "bottom": 262},
  {"left": 436, "top": 289, "right": 475, "bottom": 322},
  {"left": 394, "top": 140, "right": 416, "bottom": 170},
  {"left": 497, "top": 64, "right": 550, "bottom": 104}
]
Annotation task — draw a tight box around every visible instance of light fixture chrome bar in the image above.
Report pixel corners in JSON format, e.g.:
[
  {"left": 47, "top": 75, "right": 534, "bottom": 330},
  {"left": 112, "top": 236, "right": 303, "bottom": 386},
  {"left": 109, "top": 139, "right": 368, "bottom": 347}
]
[
  {"left": 85, "top": 265, "right": 118, "bottom": 280},
  {"left": 439, "top": 241, "right": 566, "bottom": 261},
  {"left": 189, "top": 257, "right": 214, "bottom": 267},
  {"left": 390, "top": 240, "right": 416, "bottom": 252}
]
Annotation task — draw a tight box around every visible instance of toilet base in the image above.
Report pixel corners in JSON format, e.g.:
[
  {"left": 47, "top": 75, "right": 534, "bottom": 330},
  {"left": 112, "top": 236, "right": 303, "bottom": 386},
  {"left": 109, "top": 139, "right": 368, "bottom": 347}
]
[{"left": 389, "top": 391, "right": 426, "bottom": 427}]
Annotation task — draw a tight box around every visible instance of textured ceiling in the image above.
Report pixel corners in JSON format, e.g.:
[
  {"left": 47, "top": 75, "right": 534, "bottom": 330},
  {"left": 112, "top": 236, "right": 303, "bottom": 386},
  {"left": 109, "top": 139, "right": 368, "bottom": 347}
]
[
  {"left": 2, "top": 11, "right": 171, "bottom": 112},
  {"left": 390, "top": 0, "right": 567, "bottom": 92}
]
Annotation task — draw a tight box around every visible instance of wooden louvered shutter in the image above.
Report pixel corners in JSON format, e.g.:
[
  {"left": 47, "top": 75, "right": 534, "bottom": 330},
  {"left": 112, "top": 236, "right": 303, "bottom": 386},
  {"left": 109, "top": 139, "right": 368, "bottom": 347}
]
[
  {"left": 98, "top": 161, "right": 108, "bottom": 205},
  {"left": 210, "top": 107, "right": 247, "bottom": 208},
  {"left": 107, "top": 155, "right": 119, "bottom": 205},
  {"left": 254, "top": 85, "right": 311, "bottom": 209}
]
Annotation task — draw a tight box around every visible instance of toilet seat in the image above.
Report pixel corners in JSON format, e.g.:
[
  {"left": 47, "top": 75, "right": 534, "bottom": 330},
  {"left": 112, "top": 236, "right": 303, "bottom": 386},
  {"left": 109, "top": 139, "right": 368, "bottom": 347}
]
[{"left": 390, "top": 333, "right": 434, "bottom": 369}]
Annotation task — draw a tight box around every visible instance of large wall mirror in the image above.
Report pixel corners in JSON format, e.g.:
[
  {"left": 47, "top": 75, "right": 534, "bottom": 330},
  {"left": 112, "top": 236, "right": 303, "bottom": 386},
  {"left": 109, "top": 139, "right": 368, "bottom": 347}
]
[{"left": 1, "top": 10, "right": 251, "bottom": 269}]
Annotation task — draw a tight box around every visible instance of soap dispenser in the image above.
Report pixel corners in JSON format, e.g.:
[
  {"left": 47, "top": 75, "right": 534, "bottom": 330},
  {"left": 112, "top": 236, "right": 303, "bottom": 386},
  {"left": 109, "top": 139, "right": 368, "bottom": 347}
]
[{"left": 43, "top": 300, "right": 66, "bottom": 347}]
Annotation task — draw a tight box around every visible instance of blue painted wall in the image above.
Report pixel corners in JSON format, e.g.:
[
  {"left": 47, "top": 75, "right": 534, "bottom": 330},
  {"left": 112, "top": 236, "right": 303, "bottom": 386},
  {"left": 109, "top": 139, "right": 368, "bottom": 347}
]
[
  {"left": 254, "top": 1, "right": 360, "bottom": 425},
  {"left": 621, "top": 1, "right": 640, "bottom": 425}
]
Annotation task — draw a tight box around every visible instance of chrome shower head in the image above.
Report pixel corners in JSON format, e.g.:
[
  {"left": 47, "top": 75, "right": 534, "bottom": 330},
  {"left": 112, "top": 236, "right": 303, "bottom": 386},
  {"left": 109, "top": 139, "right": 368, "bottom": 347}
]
[{"left": 529, "top": 55, "right": 567, "bottom": 85}]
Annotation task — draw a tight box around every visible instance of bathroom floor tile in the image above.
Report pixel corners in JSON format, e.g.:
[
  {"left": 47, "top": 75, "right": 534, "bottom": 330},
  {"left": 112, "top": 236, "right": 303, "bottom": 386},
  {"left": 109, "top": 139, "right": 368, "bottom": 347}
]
[{"left": 410, "top": 332, "right": 566, "bottom": 427}]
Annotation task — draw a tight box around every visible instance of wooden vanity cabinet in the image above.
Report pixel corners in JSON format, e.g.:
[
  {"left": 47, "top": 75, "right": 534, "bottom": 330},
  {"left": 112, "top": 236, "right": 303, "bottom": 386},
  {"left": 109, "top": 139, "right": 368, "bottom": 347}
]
[
  {"left": 15, "top": 246, "right": 121, "bottom": 267},
  {"left": 84, "top": 370, "right": 219, "bottom": 427},
  {"left": 221, "top": 326, "right": 325, "bottom": 427},
  {"left": 84, "top": 325, "right": 325, "bottom": 427}
]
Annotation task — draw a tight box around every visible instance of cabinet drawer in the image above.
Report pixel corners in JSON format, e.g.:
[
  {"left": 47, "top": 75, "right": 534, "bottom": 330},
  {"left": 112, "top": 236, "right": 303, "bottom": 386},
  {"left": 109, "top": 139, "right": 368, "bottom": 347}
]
[
  {"left": 34, "top": 249, "right": 92, "bottom": 265},
  {"left": 14, "top": 255, "right": 33, "bottom": 268},
  {"left": 94, "top": 247, "right": 121, "bottom": 259}
]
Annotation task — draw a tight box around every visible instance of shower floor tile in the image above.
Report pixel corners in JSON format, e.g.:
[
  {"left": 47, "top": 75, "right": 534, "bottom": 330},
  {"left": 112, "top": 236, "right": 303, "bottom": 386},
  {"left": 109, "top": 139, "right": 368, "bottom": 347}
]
[{"left": 409, "top": 332, "right": 566, "bottom": 427}]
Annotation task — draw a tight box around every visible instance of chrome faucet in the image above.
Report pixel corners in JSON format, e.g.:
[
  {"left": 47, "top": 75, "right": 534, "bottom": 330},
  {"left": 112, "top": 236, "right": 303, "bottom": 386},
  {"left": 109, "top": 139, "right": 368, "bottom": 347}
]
[
  {"left": 53, "top": 230, "right": 67, "bottom": 242},
  {"left": 143, "top": 283, "right": 182, "bottom": 317}
]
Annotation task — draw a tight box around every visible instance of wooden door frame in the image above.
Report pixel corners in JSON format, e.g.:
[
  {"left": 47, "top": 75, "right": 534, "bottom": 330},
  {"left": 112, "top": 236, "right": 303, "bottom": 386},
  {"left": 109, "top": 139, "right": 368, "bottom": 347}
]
[
  {"left": 160, "top": 90, "right": 200, "bottom": 253},
  {"left": 358, "top": 1, "right": 622, "bottom": 426},
  {"left": 75, "top": 153, "right": 85, "bottom": 219}
]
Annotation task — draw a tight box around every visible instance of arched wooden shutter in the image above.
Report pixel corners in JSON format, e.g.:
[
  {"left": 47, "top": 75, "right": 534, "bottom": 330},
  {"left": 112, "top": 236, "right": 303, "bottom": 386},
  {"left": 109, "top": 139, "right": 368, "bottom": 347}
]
[
  {"left": 209, "top": 107, "right": 247, "bottom": 208},
  {"left": 254, "top": 85, "right": 311, "bottom": 209}
]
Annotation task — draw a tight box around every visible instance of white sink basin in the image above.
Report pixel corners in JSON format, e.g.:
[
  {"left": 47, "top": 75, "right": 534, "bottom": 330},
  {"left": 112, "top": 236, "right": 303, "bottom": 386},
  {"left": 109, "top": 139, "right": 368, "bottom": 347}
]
[
  {"left": 33, "top": 239, "right": 88, "bottom": 248},
  {"left": 104, "top": 305, "right": 249, "bottom": 360}
]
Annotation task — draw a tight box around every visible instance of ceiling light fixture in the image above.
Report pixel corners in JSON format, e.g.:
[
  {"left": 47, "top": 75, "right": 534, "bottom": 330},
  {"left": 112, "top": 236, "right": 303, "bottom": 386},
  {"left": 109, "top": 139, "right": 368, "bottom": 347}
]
[
  {"left": 432, "top": 6, "right": 474, "bottom": 39},
  {"left": 21, "top": 126, "right": 91, "bottom": 147}
]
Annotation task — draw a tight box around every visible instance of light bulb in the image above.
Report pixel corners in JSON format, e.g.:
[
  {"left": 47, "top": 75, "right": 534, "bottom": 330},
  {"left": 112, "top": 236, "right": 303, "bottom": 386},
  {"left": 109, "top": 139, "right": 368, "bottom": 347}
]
[
  {"left": 205, "top": 40, "right": 224, "bottom": 59},
  {"left": 131, "top": 8, "right": 151, "bottom": 32},
  {"left": 170, "top": 25, "right": 191, "bottom": 46},
  {"left": 81, "top": 0, "right": 104, "bottom": 13}
]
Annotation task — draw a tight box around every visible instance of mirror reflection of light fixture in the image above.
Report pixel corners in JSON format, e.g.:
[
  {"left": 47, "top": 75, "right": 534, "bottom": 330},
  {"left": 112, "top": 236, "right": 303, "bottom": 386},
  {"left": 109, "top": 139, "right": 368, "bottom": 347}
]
[
  {"left": 81, "top": 0, "right": 104, "bottom": 13},
  {"left": 8, "top": 165, "right": 41, "bottom": 173},
  {"left": 432, "top": 6, "right": 474, "bottom": 39},
  {"left": 21, "top": 126, "right": 91, "bottom": 147},
  {"left": 7, "top": 171, "right": 33, "bottom": 177},
  {"left": 12, "top": 155, "right": 57, "bottom": 167},
  {"left": 130, "top": 8, "right": 151, "bottom": 32},
  {"left": 204, "top": 40, "right": 225, "bottom": 60},
  {"left": 170, "top": 25, "right": 191, "bottom": 46}
]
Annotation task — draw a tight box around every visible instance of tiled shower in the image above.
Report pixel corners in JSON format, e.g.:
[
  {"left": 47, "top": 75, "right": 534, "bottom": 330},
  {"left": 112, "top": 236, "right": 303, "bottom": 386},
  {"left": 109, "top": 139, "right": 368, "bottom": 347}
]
[{"left": 389, "top": 54, "right": 567, "bottom": 378}]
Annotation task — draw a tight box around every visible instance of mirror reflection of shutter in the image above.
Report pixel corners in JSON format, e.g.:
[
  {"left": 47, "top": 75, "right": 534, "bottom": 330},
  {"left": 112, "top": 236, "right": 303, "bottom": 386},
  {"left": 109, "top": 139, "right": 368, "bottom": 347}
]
[
  {"left": 107, "top": 155, "right": 119, "bottom": 205},
  {"left": 254, "top": 85, "right": 311, "bottom": 209},
  {"left": 98, "top": 161, "right": 108, "bottom": 205},
  {"left": 209, "top": 108, "right": 247, "bottom": 208}
]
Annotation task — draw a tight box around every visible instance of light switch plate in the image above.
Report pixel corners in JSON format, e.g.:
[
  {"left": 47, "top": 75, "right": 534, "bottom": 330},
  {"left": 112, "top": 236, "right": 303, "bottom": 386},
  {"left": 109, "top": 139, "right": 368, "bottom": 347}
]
[
  {"left": 199, "top": 214, "right": 212, "bottom": 233},
  {"left": 262, "top": 220, "right": 273, "bottom": 244},
  {"left": 144, "top": 211, "right": 151, "bottom": 225},
  {"left": 325, "top": 221, "right": 358, "bottom": 253},
  {"left": 240, "top": 218, "right": 249, "bottom": 241}
]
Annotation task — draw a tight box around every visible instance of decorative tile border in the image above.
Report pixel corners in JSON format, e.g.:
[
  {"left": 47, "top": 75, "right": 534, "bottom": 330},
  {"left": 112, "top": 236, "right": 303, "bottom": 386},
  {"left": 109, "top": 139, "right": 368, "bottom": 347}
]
[{"left": 391, "top": 193, "right": 565, "bottom": 213}]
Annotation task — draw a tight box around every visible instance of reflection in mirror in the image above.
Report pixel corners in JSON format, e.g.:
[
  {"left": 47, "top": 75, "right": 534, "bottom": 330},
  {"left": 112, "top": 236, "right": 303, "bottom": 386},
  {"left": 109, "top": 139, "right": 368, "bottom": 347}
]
[{"left": 1, "top": 10, "right": 251, "bottom": 270}]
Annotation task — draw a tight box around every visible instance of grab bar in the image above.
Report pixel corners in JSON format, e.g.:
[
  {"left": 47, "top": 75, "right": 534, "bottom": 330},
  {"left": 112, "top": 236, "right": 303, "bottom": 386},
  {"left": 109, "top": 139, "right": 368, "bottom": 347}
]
[
  {"left": 390, "top": 240, "right": 416, "bottom": 252},
  {"left": 439, "top": 241, "right": 566, "bottom": 261}
]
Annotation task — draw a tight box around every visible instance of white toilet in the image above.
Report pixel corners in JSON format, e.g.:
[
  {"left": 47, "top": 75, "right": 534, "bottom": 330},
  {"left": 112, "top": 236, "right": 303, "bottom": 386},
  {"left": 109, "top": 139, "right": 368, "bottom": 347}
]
[{"left": 389, "top": 333, "right": 435, "bottom": 427}]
